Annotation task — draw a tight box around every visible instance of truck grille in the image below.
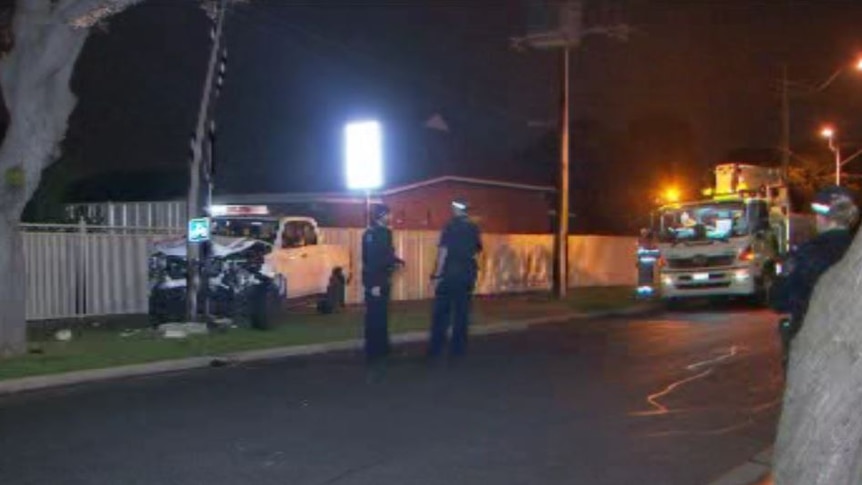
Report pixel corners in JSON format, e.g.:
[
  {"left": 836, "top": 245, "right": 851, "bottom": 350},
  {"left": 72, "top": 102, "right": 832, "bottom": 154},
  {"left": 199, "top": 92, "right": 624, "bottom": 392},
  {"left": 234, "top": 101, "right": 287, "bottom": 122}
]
[
  {"left": 666, "top": 255, "right": 735, "bottom": 269},
  {"left": 676, "top": 282, "right": 732, "bottom": 290}
]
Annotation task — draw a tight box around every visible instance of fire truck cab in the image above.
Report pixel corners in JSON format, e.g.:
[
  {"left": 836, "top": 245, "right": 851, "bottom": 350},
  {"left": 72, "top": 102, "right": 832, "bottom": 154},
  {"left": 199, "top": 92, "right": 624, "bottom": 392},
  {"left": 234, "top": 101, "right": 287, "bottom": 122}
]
[{"left": 652, "top": 163, "right": 809, "bottom": 304}]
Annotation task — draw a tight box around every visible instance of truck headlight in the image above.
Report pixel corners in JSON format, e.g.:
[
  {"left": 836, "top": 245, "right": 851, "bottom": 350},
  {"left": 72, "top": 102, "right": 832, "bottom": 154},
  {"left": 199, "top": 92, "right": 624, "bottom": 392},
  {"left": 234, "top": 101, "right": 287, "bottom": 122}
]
[
  {"left": 734, "top": 269, "right": 750, "bottom": 282},
  {"left": 662, "top": 275, "right": 673, "bottom": 287}
]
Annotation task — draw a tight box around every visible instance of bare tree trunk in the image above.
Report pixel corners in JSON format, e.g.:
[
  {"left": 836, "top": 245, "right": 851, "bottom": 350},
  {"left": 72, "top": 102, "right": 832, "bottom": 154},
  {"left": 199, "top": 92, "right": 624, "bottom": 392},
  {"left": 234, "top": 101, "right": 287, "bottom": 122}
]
[
  {"left": 0, "top": 0, "right": 205, "bottom": 355},
  {"left": 0, "top": 0, "right": 89, "bottom": 355},
  {"left": 0, "top": 215, "right": 25, "bottom": 356},
  {"left": 773, "top": 234, "right": 862, "bottom": 484}
]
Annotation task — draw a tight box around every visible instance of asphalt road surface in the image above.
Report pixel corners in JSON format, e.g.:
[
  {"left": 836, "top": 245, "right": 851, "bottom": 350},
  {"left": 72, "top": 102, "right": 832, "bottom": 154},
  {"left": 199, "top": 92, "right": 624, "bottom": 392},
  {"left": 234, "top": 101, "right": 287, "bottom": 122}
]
[{"left": 0, "top": 306, "right": 784, "bottom": 485}]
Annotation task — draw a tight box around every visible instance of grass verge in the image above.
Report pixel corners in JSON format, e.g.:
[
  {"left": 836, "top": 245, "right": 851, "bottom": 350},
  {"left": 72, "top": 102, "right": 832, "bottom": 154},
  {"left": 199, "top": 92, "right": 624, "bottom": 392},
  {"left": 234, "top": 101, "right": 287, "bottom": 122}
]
[{"left": 1, "top": 286, "right": 640, "bottom": 381}]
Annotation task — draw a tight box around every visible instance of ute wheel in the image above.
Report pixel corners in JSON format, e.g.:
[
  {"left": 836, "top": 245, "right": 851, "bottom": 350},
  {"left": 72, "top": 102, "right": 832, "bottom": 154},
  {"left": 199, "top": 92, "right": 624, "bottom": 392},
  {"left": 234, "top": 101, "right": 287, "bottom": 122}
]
[
  {"left": 148, "top": 311, "right": 168, "bottom": 328},
  {"left": 317, "top": 269, "right": 347, "bottom": 314},
  {"left": 148, "top": 294, "right": 173, "bottom": 327},
  {"left": 251, "top": 285, "right": 282, "bottom": 330}
]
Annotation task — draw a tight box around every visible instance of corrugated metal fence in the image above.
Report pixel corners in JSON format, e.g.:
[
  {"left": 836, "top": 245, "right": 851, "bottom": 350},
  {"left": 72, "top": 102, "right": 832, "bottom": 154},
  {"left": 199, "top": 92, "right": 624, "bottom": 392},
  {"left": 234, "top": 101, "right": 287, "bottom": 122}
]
[
  {"left": 65, "top": 201, "right": 187, "bottom": 228},
  {"left": 21, "top": 224, "right": 636, "bottom": 321}
]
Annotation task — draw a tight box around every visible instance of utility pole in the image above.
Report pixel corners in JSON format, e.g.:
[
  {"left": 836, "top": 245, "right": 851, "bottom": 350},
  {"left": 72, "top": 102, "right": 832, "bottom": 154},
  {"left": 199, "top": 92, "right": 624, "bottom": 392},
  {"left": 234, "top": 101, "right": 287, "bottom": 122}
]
[
  {"left": 513, "top": 0, "right": 629, "bottom": 299},
  {"left": 825, "top": 132, "right": 842, "bottom": 186},
  {"left": 780, "top": 65, "right": 790, "bottom": 180},
  {"left": 558, "top": 45, "right": 571, "bottom": 299},
  {"left": 836, "top": 146, "right": 842, "bottom": 186},
  {"left": 187, "top": 0, "right": 229, "bottom": 323}
]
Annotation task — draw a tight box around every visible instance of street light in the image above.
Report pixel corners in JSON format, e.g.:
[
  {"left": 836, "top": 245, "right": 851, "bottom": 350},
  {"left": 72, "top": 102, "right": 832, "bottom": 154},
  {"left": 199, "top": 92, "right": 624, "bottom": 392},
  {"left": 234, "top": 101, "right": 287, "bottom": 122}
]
[
  {"left": 779, "top": 54, "right": 862, "bottom": 179},
  {"left": 663, "top": 187, "right": 681, "bottom": 204},
  {"left": 344, "top": 120, "right": 384, "bottom": 225},
  {"left": 820, "top": 125, "right": 842, "bottom": 185},
  {"left": 812, "top": 55, "right": 862, "bottom": 92}
]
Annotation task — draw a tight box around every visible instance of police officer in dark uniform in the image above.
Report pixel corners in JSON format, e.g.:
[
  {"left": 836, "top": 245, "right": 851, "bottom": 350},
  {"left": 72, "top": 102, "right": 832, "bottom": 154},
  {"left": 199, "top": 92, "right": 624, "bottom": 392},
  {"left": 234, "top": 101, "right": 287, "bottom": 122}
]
[
  {"left": 428, "top": 199, "right": 483, "bottom": 359},
  {"left": 362, "top": 204, "right": 403, "bottom": 367},
  {"left": 771, "top": 185, "right": 858, "bottom": 368},
  {"left": 636, "top": 228, "right": 659, "bottom": 299}
]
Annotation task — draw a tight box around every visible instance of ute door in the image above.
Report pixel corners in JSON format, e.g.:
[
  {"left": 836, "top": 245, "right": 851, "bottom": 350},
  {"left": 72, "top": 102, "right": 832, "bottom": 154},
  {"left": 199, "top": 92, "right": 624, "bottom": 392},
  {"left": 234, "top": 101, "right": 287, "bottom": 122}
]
[{"left": 271, "top": 220, "right": 315, "bottom": 298}]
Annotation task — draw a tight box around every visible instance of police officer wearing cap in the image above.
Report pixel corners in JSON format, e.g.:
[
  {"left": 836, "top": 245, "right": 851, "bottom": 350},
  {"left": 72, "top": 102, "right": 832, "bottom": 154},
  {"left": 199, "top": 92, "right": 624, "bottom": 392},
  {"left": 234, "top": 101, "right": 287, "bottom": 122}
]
[
  {"left": 362, "top": 204, "right": 404, "bottom": 366},
  {"left": 428, "top": 199, "right": 483, "bottom": 359},
  {"left": 771, "top": 185, "right": 859, "bottom": 367}
]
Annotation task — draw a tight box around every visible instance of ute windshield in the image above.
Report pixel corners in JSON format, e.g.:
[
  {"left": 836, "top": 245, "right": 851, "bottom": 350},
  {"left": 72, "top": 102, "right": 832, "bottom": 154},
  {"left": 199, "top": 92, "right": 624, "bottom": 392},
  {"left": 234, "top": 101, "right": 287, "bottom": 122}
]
[
  {"left": 658, "top": 201, "right": 748, "bottom": 242},
  {"left": 211, "top": 218, "right": 279, "bottom": 245}
]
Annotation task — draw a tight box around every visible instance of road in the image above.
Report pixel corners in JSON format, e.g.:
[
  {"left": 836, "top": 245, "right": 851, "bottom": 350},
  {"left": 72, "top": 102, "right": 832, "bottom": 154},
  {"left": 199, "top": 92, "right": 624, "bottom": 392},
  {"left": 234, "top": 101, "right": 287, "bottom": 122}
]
[{"left": 0, "top": 307, "right": 784, "bottom": 485}]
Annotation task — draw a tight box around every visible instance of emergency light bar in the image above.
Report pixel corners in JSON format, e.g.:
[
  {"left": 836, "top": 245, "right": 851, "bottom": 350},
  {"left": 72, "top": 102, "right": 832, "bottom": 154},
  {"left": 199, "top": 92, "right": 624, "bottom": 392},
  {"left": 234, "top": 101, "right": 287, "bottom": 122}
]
[{"left": 208, "top": 205, "right": 270, "bottom": 217}]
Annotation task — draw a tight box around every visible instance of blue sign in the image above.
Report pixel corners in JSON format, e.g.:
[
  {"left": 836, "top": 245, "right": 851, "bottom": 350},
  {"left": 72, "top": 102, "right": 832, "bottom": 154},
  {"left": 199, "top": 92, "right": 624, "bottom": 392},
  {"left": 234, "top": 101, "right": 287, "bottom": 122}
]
[{"left": 188, "top": 218, "right": 211, "bottom": 243}]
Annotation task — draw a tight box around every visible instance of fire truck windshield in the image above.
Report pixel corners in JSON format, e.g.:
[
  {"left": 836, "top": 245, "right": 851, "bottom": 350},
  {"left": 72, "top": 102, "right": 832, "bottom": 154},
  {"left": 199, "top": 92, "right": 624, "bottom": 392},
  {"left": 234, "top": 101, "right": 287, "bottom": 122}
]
[{"left": 658, "top": 201, "right": 748, "bottom": 242}]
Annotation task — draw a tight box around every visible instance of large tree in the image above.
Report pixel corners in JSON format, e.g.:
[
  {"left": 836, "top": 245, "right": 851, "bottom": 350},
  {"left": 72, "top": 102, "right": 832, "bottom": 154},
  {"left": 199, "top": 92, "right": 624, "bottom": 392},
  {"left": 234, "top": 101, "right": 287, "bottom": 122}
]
[
  {"left": 0, "top": 0, "right": 234, "bottom": 355},
  {"left": 772, "top": 234, "right": 862, "bottom": 482}
]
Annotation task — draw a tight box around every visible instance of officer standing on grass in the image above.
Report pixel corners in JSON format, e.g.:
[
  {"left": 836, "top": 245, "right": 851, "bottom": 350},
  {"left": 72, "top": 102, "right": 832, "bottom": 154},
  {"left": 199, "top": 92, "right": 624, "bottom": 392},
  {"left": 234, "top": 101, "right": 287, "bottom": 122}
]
[
  {"left": 771, "top": 185, "right": 858, "bottom": 369},
  {"left": 428, "top": 199, "right": 483, "bottom": 361},
  {"left": 362, "top": 204, "right": 404, "bottom": 369}
]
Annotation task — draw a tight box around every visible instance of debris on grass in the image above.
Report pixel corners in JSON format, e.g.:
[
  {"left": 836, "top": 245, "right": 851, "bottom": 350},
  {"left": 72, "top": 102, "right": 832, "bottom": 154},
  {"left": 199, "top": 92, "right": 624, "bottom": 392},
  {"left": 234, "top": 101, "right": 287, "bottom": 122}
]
[{"left": 54, "top": 329, "right": 73, "bottom": 342}]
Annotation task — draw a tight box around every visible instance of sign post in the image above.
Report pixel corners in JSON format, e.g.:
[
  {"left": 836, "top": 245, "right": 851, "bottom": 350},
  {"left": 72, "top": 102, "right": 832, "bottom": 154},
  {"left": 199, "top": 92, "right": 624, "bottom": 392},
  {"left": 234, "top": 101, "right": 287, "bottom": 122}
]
[{"left": 188, "top": 217, "right": 212, "bottom": 244}]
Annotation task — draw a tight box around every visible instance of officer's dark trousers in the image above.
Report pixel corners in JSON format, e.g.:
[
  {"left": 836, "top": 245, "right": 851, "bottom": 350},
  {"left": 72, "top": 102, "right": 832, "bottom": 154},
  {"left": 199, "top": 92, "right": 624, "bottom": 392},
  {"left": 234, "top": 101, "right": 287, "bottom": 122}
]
[
  {"left": 429, "top": 278, "right": 474, "bottom": 357},
  {"left": 637, "top": 261, "right": 655, "bottom": 287},
  {"left": 364, "top": 285, "right": 391, "bottom": 363},
  {"left": 778, "top": 317, "right": 796, "bottom": 372}
]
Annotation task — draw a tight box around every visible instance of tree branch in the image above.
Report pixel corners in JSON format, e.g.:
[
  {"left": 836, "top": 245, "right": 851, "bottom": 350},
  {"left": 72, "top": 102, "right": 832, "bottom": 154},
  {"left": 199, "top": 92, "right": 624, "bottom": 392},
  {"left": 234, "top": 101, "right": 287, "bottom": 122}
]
[{"left": 56, "top": 0, "right": 144, "bottom": 28}]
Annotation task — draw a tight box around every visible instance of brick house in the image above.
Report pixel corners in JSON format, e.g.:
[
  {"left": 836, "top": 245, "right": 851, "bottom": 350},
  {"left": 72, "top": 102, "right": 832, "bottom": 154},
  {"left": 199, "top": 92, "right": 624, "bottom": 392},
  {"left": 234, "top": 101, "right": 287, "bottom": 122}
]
[
  {"left": 222, "top": 176, "right": 555, "bottom": 233},
  {"left": 65, "top": 176, "right": 555, "bottom": 234},
  {"left": 382, "top": 176, "right": 554, "bottom": 233}
]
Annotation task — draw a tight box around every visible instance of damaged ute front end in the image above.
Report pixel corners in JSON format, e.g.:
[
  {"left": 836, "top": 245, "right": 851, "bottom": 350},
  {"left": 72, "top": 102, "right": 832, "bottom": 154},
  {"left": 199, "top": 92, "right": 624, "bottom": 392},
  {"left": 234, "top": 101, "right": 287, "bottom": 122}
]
[{"left": 148, "top": 237, "right": 278, "bottom": 328}]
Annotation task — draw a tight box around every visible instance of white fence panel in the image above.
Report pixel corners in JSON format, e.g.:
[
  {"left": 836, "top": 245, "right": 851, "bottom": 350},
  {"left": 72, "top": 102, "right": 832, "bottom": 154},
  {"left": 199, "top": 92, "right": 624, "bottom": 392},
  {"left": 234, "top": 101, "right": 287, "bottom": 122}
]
[
  {"left": 23, "top": 225, "right": 636, "bottom": 320},
  {"left": 83, "top": 234, "right": 166, "bottom": 316},
  {"left": 65, "top": 201, "right": 187, "bottom": 228},
  {"left": 478, "top": 234, "right": 554, "bottom": 294},
  {"left": 568, "top": 235, "right": 638, "bottom": 287},
  {"left": 23, "top": 232, "right": 78, "bottom": 320}
]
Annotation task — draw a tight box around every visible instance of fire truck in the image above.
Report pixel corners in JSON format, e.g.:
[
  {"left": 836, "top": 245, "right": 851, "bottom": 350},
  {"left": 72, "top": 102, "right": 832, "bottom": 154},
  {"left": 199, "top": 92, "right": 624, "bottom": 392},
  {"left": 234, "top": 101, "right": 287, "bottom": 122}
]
[{"left": 651, "top": 163, "right": 814, "bottom": 305}]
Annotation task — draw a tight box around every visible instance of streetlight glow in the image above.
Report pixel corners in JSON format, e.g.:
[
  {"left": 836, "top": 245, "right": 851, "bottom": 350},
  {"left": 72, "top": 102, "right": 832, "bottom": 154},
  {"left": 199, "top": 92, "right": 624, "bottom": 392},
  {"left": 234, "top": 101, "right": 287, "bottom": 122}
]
[
  {"left": 344, "top": 120, "right": 383, "bottom": 190},
  {"left": 856, "top": 56, "right": 862, "bottom": 71},
  {"left": 821, "top": 126, "right": 835, "bottom": 139}
]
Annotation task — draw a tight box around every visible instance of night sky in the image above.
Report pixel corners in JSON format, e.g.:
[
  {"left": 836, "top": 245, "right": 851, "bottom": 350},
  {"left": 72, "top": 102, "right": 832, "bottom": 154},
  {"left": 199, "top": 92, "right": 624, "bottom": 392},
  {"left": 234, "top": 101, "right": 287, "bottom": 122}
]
[{"left": 40, "top": 0, "right": 862, "bottom": 229}]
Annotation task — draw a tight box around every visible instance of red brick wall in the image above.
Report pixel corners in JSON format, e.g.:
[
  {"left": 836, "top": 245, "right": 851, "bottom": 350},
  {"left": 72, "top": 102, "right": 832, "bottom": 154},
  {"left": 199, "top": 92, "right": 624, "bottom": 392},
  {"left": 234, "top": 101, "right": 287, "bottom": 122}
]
[
  {"left": 322, "top": 203, "right": 366, "bottom": 228},
  {"left": 265, "top": 202, "right": 367, "bottom": 228},
  {"left": 383, "top": 181, "right": 552, "bottom": 234}
]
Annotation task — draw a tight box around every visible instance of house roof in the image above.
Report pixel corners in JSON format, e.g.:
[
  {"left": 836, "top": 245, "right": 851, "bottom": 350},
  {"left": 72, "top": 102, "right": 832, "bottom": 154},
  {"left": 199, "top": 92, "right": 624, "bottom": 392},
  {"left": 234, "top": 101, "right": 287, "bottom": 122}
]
[
  {"left": 215, "top": 176, "right": 555, "bottom": 205},
  {"left": 212, "top": 192, "right": 382, "bottom": 205},
  {"left": 68, "top": 176, "right": 556, "bottom": 207},
  {"left": 381, "top": 176, "right": 556, "bottom": 196}
]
